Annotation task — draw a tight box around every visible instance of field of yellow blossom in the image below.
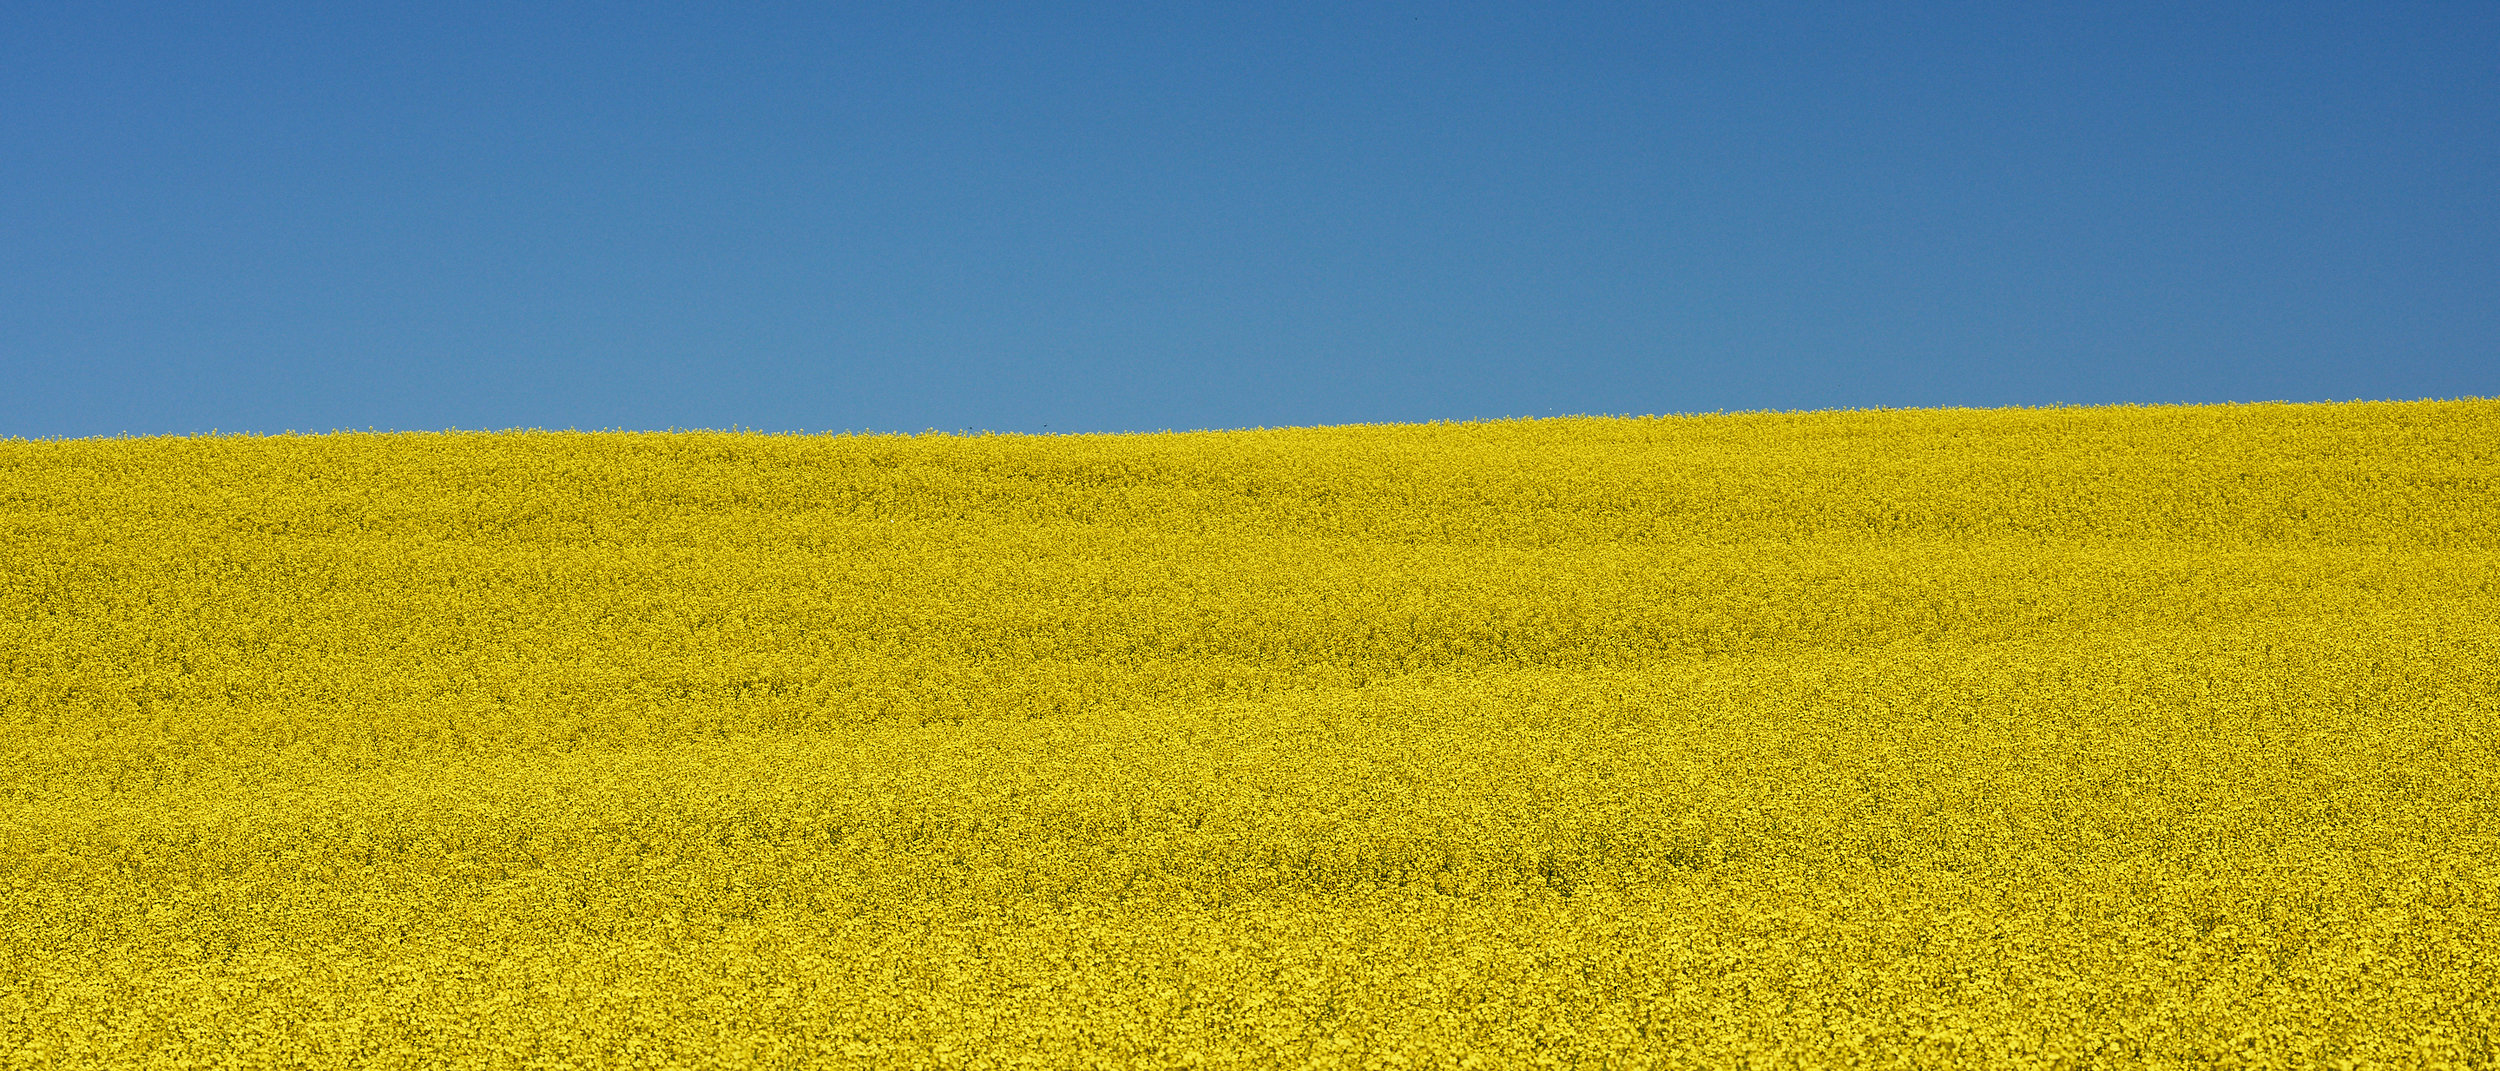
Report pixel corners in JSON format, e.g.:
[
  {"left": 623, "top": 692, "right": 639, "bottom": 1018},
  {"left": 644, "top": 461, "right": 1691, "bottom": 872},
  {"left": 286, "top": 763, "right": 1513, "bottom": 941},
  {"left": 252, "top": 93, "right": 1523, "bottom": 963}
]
[{"left": 3, "top": 399, "right": 2497, "bottom": 1069}]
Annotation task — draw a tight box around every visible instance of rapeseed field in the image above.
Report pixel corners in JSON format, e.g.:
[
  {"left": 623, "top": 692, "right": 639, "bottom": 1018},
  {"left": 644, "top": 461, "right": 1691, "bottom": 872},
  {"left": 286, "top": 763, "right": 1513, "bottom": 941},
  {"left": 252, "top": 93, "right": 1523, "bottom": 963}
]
[{"left": 3, "top": 399, "right": 2496, "bottom": 1070}]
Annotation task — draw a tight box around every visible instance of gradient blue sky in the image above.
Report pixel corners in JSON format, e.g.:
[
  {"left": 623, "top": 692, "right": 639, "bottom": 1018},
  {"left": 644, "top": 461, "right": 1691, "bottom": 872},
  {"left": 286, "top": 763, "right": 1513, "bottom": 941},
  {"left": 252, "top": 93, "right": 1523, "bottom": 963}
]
[{"left": 4, "top": 2, "right": 2494, "bottom": 437}]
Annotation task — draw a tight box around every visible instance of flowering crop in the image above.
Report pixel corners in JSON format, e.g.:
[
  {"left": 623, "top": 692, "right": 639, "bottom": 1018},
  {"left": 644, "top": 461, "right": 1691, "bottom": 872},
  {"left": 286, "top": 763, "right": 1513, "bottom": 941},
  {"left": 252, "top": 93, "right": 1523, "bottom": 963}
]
[{"left": 3, "top": 400, "right": 2497, "bottom": 1069}]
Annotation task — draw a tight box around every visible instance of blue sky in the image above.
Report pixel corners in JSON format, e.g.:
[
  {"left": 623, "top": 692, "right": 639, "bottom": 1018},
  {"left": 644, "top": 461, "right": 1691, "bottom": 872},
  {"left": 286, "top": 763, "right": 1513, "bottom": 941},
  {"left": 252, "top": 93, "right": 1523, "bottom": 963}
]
[{"left": 3, "top": 2, "right": 2493, "bottom": 437}]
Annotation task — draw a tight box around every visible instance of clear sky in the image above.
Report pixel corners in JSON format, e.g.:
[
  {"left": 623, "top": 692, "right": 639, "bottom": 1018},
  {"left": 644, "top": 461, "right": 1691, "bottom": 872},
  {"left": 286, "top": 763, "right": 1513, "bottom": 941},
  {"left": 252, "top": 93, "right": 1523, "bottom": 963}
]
[{"left": 4, "top": 2, "right": 2493, "bottom": 438}]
